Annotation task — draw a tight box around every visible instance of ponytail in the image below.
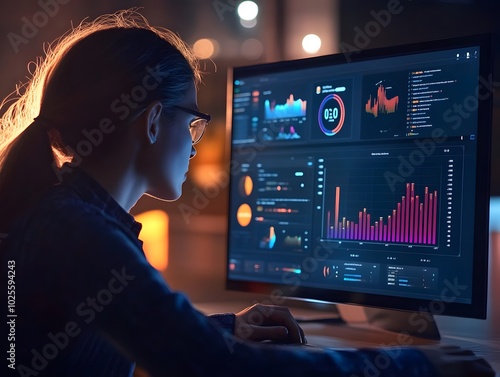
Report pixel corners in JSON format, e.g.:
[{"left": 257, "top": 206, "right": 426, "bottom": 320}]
[{"left": 0, "top": 119, "right": 57, "bottom": 232}]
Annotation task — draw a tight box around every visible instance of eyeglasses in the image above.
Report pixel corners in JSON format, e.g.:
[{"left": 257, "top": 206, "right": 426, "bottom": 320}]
[{"left": 174, "top": 105, "right": 211, "bottom": 145}]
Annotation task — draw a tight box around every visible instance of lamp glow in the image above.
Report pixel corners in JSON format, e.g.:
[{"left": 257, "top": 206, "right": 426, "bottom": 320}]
[
  {"left": 135, "top": 210, "right": 169, "bottom": 271},
  {"left": 237, "top": 1, "right": 259, "bottom": 21},
  {"left": 193, "top": 38, "right": 217, "bottom": 59},
  {"left": 302, "top": 34, "right": 322, "bottom": 54}
]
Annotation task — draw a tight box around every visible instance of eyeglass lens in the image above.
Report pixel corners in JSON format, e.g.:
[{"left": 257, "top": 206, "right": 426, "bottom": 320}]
[{"left": 190, "top": 118, "right": 207, "bottom": 144}]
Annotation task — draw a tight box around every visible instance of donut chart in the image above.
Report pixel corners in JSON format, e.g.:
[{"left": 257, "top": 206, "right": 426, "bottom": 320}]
[{"left": 318, "top": 93, "right": 345, "bottom": 136}]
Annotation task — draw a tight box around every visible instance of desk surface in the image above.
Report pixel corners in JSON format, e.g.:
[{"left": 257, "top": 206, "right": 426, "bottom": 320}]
[
  {"left": 195, "top": 300, "right": 500, "bottom": 375},
  {"left": 164, "top": 215, "right": 500, "bottom": 375}
]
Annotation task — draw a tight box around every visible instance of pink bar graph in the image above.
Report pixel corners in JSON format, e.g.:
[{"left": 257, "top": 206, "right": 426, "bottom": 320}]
[{"left": 326, "top": 185, "right": 438, "bottom": 245}]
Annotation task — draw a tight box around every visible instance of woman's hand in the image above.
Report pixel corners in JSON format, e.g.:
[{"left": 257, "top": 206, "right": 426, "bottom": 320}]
[{"left": 234, "top": 303, "right": 306, "bottom": 344}]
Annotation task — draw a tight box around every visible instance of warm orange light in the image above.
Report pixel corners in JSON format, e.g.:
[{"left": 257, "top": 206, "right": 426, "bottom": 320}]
[
  {"left": 193, "top": 38, "right": 217, "bottom": 59},
  {"left": 190, "top": 163, "right": 223, "bottom": 189},
  {"left": 189, "top": 120, "right": 225, "bottom": 190},
  {"left": 135, "top": 210, "right": 169, "bottom": 271}
]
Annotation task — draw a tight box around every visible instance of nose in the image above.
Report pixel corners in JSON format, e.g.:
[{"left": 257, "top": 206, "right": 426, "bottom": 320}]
[{"left": 190, "top": 146, "right": 197, "bottom": 159}]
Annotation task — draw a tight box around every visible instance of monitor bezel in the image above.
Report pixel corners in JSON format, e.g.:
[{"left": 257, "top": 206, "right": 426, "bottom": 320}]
[{"left": 225, "top": 34, "right": 493, "bottom": 319}]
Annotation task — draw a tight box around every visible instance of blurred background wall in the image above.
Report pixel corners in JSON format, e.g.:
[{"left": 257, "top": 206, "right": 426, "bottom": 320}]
[{"left": 1, "top": 0, "right": 498, "bottom": 298}]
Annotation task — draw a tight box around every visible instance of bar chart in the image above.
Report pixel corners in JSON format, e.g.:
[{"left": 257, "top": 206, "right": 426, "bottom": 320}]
[
  {"left": 315, "top": 146, "right": 464, "bottom": 253},
  {"left": 325, "top": 183, "right": 438, "bottom": 245}
]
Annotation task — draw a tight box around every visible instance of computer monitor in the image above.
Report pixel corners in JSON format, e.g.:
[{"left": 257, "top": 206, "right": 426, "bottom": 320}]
[{"left": 225, "top": 34, "right": 493, "bottom": 327}]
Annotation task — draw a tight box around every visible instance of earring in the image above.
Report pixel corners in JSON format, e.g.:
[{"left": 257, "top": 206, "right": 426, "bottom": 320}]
[{"left": 151, "top": 136, "right": 157, "bottom": 144}]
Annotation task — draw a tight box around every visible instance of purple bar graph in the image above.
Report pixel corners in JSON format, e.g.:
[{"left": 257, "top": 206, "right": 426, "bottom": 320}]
[{"left": 326, "top": 184, "right": 438, "bottom": 245}]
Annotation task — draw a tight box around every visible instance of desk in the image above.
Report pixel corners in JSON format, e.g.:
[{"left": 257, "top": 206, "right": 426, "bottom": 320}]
[
  {"left": 162, "top": 213, "right": 500, "bottom": 375},
  {"left": 195, "top": 300, "right": 500, "bottom": 375}
]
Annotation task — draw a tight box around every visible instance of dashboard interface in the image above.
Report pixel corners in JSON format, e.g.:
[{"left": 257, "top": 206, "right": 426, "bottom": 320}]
[{"left": 226, "top": 36, "right": 492, "bottom": 317}]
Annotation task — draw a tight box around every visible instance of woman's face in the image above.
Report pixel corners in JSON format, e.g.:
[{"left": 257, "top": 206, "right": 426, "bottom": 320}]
[{"left": 146, "top": 83, "right": 198, "bottom": 201}]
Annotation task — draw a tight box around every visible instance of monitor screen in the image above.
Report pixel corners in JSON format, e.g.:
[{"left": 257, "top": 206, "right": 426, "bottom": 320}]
[{"left": 225, "top": 34, "right": 493, "bottom": 319}]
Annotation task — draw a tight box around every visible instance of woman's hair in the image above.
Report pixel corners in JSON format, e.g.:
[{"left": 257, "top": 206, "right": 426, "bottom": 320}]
[{"left": 0, "top": 9, "right": 201, "bottom": 232}]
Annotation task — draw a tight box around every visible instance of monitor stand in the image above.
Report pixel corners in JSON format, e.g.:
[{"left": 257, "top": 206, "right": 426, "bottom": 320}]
[
  {"left": 283, "top": 299, "right": 441, "bottom": 341},
  {"left": 363, "top": 306, "right": 440, "bottom": 340}
]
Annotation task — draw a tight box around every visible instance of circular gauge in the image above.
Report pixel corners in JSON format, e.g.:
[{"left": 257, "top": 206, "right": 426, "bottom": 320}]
[{"left": 318, "top": 94, "right": 345, "bottom": 136}]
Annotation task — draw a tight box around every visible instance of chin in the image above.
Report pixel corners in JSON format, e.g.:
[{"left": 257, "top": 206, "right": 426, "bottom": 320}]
[{"left": 146, "top": 186, "right": 182, "bottom": 202}]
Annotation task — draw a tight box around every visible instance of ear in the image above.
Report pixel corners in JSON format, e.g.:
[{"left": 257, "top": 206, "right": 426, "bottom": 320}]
[{"left": 144, "top": 101, "right": 163, "bottom": 144}]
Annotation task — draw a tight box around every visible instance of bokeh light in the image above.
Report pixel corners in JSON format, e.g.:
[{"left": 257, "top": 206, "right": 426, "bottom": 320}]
[
  {"left": 240, "top": 18, "right": 258, "bottom": 28},
  {"left": 237, "top": 1, "right": 259, "bottom": 21},
  {"left": 240, "top": 38, "right": 264, "bottom": 60},
  {"left": 135, "top": 210, "right": 169, "bottom": 271},
  {"left": 302, "top": 34, "right": 322, "bottom": 54},
  {"left": 193, "top": 38, "right": 218, "bottom": 59}
]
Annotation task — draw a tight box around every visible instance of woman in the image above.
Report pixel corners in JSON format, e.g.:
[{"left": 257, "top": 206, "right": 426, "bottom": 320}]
[{"left": 0, "top": 10, "right": 493, "bottom": 377}]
